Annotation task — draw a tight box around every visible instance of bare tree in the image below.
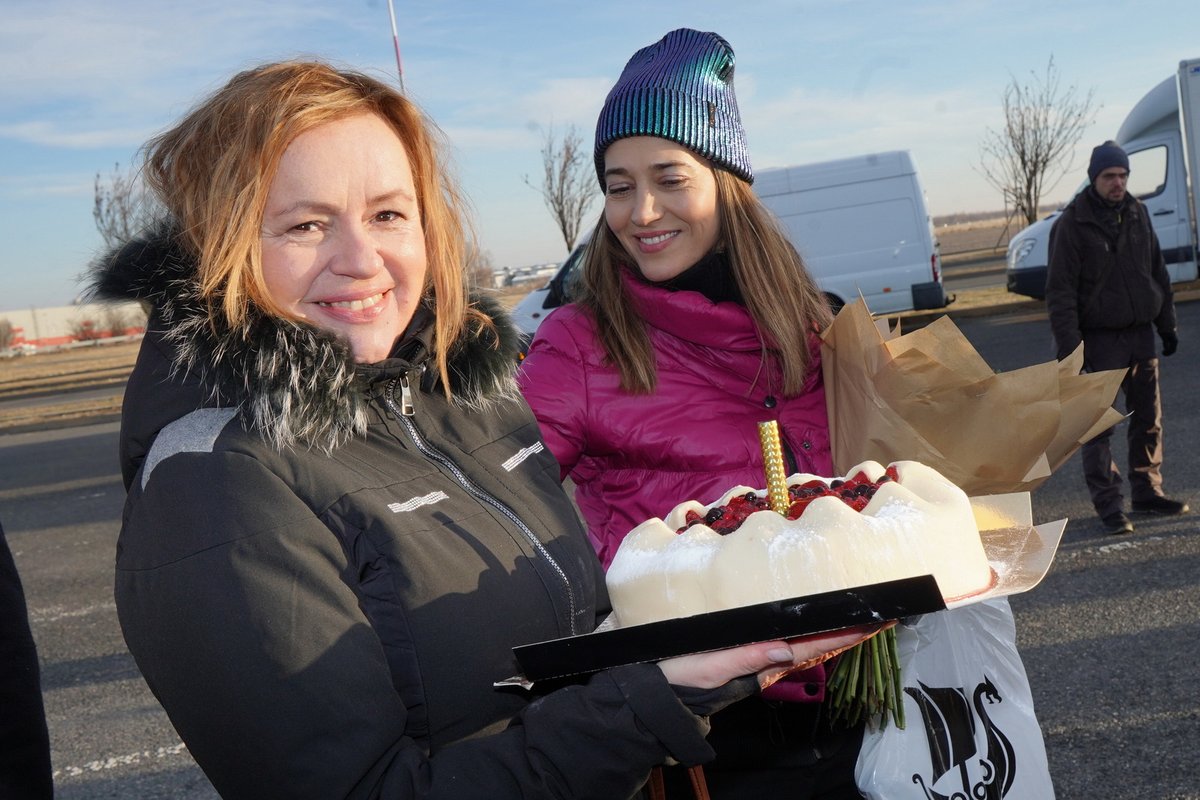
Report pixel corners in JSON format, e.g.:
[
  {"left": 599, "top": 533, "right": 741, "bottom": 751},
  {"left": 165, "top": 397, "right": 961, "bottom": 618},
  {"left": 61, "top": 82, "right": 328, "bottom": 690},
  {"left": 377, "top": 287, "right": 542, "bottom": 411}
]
[
  {"left": 0, "top": 319, "right": 14, "bottom": 350},
  {"left": 93, "top": 162, "right": 159, "bottom": 249},
  {"left": 979, "top": 57, "right": 1098, "bottom": 228},
  {"left": 524, "top": 125, "right": 598, "bottom": 252},
  {"left": 69, "top": 318, "right": 102, "bottom": 343},
  {"left": 464, "top": 240, "right": 496, "bottom": 290}
]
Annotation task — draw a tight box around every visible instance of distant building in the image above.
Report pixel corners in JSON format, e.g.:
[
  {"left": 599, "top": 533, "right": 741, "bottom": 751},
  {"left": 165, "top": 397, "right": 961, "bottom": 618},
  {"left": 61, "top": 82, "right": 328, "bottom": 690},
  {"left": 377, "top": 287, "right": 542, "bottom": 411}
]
[
  {"left": 494, "top": 263, "right": 559, "bottom": 288},
  {"left": 0, "top": 301, "right": 146, "bottom": 351}
]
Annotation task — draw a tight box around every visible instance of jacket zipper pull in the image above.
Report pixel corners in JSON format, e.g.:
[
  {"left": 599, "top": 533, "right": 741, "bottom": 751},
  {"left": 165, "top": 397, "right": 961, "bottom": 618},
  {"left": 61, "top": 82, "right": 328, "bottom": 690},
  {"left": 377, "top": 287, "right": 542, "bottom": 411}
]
[{"left": 398, "top": 375, "right": 415, "bottom": 416}]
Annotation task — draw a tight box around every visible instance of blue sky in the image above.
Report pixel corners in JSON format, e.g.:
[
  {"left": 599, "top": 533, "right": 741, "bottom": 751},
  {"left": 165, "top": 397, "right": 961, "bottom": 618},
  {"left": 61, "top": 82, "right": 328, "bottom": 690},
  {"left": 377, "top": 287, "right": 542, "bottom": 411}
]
[{"left": 2, "top": 0, "right": 1197, "bottom": 311}]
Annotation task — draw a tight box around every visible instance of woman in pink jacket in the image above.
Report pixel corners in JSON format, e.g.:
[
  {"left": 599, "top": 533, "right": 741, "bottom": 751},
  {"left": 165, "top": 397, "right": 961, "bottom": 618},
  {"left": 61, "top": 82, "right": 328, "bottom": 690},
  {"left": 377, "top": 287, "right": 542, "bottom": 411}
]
[{"left": 518, "top": 28, "right": 862, "bottom": 800}]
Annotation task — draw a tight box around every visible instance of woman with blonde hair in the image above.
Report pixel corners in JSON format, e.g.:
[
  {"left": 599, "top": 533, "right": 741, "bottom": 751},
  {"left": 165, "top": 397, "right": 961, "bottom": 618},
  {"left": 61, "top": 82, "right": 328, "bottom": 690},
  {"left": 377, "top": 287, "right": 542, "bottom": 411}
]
[
  {"left": 519, "top": 29, "right": 863, "bottom": 799},
  {"left": 91, "top": 59, "right": 865, "bottom": 799}
]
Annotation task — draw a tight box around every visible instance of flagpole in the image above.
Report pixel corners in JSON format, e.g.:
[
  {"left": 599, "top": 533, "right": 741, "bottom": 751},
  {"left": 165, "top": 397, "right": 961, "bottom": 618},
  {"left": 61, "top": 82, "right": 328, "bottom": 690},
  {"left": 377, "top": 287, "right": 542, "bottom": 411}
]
[{"left": 386, "top": 0, "right": 405, "bottom": 91}]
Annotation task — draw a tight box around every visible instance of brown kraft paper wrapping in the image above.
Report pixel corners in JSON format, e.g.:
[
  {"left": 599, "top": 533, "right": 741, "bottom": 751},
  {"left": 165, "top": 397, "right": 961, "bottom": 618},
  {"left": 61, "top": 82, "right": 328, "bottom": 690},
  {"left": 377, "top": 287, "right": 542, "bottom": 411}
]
[{"left": 820, "top": 301, "right": 1125, "bottom": 496}]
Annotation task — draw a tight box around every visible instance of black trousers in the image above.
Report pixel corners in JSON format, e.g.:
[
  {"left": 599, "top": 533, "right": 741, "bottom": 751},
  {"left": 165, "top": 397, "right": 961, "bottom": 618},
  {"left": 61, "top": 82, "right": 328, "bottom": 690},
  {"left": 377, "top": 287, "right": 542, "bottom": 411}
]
[
  {"left": 0, "top": 520, "right": 54, "bottom": 799},
  {"left": 1081, "top": 326, "right": 1165, "bottom": 516}
]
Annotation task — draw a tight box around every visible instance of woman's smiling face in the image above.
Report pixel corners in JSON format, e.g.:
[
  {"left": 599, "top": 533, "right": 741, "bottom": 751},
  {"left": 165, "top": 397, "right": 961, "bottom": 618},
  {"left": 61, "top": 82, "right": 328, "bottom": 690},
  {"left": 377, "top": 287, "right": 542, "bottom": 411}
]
[
  {"left": 259, "top": 112, "right": 428, "bottom": 363},
  {"left": 602, "top": 136, "right": 721, "bottom": 282}
]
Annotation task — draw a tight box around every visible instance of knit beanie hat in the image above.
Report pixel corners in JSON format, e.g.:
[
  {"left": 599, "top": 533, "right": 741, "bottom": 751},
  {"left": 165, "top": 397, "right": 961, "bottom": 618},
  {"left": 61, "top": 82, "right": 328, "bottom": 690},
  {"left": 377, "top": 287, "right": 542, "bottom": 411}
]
[
  {"left": 1088, "top": 140, "right": 1130, "bottom": 183},
  {"left": 594, "top": 28, "right": 752, "bottom": 188}
]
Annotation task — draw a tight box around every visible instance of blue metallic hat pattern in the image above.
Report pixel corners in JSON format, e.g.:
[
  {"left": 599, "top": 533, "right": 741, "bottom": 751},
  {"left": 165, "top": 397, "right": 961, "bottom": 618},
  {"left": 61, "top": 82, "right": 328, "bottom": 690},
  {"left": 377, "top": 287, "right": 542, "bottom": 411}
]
[{"left": 594, "top": 28, "right": 753, "bottom": 187}]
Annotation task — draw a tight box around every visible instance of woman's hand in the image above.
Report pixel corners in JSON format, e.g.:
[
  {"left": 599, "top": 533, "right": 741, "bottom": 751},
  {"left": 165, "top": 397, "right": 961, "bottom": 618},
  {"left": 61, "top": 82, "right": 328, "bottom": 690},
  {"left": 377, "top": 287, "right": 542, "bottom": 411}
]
[{"left": 657, "top": 625, "right": 880, "bottom": 689}]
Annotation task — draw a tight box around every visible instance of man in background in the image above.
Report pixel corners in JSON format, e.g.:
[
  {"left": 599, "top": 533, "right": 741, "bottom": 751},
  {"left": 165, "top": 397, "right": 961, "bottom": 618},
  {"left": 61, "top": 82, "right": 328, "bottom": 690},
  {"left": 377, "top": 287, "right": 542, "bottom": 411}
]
[{"left": 1046, "top": 140, "right": 1188, "bottom": 535}]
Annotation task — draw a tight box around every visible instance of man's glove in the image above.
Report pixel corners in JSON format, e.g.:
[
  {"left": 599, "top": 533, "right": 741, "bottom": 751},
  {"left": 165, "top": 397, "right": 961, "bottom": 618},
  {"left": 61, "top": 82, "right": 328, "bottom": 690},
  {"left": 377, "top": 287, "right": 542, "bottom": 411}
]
[{"left": 1161, "top": 330, "right": 1178, "bottom": 357}]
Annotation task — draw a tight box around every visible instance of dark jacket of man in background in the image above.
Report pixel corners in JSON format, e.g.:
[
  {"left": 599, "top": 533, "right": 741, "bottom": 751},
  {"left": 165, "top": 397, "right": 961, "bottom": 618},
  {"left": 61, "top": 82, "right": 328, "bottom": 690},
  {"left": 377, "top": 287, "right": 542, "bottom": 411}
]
[{"left": 1046, "top": 140, "right": 1187, "bottom": 534}]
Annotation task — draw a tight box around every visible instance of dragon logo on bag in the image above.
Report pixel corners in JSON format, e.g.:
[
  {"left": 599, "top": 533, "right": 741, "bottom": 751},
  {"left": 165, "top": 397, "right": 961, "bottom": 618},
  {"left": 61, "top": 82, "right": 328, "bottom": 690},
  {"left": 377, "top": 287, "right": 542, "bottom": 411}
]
[{"left": 904, "top": 676, "right": 1017, "bottom": 800}]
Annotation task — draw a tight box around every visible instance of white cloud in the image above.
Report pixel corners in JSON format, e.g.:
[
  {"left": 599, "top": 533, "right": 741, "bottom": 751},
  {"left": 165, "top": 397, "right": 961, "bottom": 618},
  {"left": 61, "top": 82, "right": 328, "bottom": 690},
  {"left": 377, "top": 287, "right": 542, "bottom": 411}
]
[
  {"left": 514, "top": 78, "right": 613, "bottom": 127},
  {"left": 0, "top": 171, "right": 94, "bottom": 199},
  {"left": 746, "top": 84, "right": 991, "bottom": 159},
  {"left": 0, "top": 0, "right": 370, "bottom": 143},
  {"left": 0, "top": 120, "right": 158, "bottom": 150}
]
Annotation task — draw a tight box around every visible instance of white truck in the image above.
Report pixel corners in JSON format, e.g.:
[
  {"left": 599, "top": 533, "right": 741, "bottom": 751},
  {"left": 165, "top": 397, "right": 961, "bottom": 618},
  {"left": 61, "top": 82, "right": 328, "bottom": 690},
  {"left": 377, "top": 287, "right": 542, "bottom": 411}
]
[
  {"left": 1006, "top": 57, "right": 1200, "bottom": 299},
  {"left": 512, "top": 149, "right": 948, "bottom": 340}
]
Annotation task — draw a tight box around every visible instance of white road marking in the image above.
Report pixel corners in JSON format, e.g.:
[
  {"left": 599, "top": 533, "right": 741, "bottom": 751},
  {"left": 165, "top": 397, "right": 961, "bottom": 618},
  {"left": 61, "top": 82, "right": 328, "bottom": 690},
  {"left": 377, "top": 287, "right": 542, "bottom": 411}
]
[
  {"left": 54, "top": 743, "right": 190, "bottom": 779},
  {"left": 29, "top": 601, "right": 117, "bottom": 623}
]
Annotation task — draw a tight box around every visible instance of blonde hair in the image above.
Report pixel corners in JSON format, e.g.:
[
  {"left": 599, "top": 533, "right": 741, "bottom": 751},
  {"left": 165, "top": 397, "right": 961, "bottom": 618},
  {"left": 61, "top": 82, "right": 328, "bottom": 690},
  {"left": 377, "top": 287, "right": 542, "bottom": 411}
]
[
  {"left": 142, "top": 60, "right": 487, "bottom": 393},
  {"left": 576, "top": 169, "right": 831, "bottom": 394}
]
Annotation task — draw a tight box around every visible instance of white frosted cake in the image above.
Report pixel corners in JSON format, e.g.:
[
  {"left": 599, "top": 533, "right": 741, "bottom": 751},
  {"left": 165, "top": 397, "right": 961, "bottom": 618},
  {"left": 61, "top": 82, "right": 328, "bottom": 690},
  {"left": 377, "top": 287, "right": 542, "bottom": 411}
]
[{"left": 606, "top": 460, "right": 992, "bottom": 627}]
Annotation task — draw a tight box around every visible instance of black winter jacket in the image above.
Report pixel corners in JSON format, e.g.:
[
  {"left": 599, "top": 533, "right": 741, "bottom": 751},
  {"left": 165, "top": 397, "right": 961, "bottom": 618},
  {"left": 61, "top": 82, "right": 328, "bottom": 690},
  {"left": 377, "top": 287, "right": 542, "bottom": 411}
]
[
  {"left": 1046, "top": 187, "right": 1176, "bottom": 361},
  {"left": 0, "top": 520, "right": 53, "bottom": 799},
  {"left": 92, "top": 228, "right": 748, "bottom": 800}
]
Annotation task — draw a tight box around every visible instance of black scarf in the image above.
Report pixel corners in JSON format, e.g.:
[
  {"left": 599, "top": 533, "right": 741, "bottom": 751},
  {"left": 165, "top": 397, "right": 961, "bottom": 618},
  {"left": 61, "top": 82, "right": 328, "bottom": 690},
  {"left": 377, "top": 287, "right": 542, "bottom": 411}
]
[{"left": 642, "top": 249, "right": 743, "bottom": 304}]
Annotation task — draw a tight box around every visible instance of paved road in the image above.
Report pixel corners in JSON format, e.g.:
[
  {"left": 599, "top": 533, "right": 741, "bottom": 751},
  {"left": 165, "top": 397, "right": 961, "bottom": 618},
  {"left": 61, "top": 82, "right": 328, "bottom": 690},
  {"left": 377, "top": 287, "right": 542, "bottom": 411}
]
[
  {"left": 2, "top": 423, "right": 220, "bottom": 799},
  {"left": 954, "top": 308, "right": 1200, "bottom": 800},
  {"left": 2, "top": 301, "right": 1197, "bottom": 798}
]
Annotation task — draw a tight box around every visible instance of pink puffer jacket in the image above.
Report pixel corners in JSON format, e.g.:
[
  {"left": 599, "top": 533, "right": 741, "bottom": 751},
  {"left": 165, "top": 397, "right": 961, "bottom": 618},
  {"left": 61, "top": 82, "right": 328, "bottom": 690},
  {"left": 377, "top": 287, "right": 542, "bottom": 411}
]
[
  {"left": 518, "top": 273, "right": 835, "bottom": 703},
  {"left": 519, "top": 271, "right": 833, "bottom": 569}
]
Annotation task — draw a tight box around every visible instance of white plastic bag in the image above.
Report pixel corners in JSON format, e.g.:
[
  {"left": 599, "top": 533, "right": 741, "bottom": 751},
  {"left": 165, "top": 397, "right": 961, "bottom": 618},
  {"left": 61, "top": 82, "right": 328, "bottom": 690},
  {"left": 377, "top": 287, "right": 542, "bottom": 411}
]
[{"left": 854, "top": 598, "right": 1055, "bottom": 799}]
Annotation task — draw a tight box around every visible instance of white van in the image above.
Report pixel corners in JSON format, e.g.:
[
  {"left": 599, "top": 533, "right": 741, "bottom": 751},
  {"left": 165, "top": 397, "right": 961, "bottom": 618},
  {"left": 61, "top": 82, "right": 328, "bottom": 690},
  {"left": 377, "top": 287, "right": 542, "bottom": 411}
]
[
  {"left": 512, "top": 149, "right": 946, "bottom": 340},
  {"left": 755, "top": 150, "right": 946, "bottom": 314}
]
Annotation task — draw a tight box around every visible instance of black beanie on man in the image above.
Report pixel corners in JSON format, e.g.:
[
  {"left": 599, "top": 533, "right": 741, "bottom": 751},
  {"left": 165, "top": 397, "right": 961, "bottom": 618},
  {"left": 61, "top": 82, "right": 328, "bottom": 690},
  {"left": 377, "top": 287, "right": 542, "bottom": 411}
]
[{"left": 1088, "top": 140, "right": 1130, "bottom": 183}]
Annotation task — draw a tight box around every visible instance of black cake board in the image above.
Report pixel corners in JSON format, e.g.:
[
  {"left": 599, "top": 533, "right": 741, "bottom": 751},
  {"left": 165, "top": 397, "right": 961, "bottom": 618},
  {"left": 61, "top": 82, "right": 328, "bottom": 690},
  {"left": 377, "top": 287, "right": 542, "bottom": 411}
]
[{"left": 512, "top": 574, "right": 945, "bottom": 683}]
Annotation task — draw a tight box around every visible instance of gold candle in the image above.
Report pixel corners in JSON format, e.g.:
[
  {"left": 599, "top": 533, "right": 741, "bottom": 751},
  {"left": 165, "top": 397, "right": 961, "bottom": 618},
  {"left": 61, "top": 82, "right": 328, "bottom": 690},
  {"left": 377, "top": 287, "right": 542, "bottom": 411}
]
[{"left": 757, "top": 420, "right": 790, "bottom": 515}]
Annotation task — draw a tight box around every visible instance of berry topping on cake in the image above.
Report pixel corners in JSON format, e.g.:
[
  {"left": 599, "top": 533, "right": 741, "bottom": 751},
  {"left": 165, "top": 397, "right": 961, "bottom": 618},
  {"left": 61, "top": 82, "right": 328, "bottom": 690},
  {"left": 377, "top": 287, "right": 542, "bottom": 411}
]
[{"left": 679, "top": 466, "right": 901, "bottom": 534}]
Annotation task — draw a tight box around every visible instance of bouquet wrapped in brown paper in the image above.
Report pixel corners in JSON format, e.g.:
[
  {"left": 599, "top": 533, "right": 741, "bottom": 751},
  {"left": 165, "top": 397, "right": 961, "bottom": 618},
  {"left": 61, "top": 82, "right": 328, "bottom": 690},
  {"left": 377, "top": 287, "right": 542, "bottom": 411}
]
[{"left": 820, "top": 301, "right": 1125, "bottom": 496}]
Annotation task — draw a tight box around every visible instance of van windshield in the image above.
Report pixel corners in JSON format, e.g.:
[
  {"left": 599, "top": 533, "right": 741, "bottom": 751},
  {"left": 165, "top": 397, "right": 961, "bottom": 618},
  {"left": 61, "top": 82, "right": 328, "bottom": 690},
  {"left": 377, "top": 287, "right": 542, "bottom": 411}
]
[{"left": 547, "top": 243, "right": 586, "bottom": 305}]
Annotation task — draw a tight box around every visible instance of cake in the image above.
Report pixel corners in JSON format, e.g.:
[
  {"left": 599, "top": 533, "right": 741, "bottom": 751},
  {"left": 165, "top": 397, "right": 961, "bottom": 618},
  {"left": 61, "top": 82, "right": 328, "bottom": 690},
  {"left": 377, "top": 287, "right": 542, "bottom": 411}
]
[{"left": 605, "top": 460, "right": 992, "bottom": 627}]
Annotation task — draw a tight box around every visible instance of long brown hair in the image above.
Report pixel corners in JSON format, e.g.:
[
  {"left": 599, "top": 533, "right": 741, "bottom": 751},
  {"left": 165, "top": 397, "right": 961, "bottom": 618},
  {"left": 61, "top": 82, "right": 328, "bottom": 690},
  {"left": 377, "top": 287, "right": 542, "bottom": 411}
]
[
  {"left": 575, "top": 168, "right": 831, "bottom": 394},
  {"left": 142, "top": 60, "right": 487, "bottom": 393}
]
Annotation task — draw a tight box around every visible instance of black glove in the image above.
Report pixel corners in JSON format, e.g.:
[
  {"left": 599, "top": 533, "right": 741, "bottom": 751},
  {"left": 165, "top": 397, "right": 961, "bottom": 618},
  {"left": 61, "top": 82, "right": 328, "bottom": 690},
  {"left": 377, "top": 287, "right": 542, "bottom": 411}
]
[{"left": 1161, "top": 330, "right": 1178, "bottom": 357}]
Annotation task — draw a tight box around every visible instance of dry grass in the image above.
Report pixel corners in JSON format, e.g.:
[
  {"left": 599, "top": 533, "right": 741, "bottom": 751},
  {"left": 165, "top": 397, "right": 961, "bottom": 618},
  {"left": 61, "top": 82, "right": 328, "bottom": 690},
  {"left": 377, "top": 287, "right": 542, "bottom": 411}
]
[
  {"left": 0, "top": 392, "right": 126, "bottom": 431},
  {"left": 0, "top": 340, "right": 139, "bottom": 391},
  {"left": 0, "top": 340, "right": 139, "bottom": 431},
  {"left": 936, "top": 215, "right": 1015, "bottom": 256}
]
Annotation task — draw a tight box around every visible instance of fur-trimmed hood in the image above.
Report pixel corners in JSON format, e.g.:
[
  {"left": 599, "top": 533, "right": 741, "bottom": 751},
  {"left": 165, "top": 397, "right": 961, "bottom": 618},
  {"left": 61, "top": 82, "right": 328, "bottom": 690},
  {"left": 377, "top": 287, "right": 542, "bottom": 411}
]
[{"left": 89, "top": 225, "right": 523, "bottom": 462}]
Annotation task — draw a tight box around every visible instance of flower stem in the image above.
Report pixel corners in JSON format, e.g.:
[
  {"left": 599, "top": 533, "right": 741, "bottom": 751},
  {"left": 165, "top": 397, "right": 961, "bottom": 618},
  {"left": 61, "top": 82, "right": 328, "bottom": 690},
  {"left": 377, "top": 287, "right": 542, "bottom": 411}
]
[{"left": 825, "top": 626, "right": 904, "bottom": 730}]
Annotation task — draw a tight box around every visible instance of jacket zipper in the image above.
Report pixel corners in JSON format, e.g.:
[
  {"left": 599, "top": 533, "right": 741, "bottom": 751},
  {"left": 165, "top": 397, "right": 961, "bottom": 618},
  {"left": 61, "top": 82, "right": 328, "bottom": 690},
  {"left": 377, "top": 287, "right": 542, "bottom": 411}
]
[{"left": 385, "top": 375, "right": 580, "bottom": 636}]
